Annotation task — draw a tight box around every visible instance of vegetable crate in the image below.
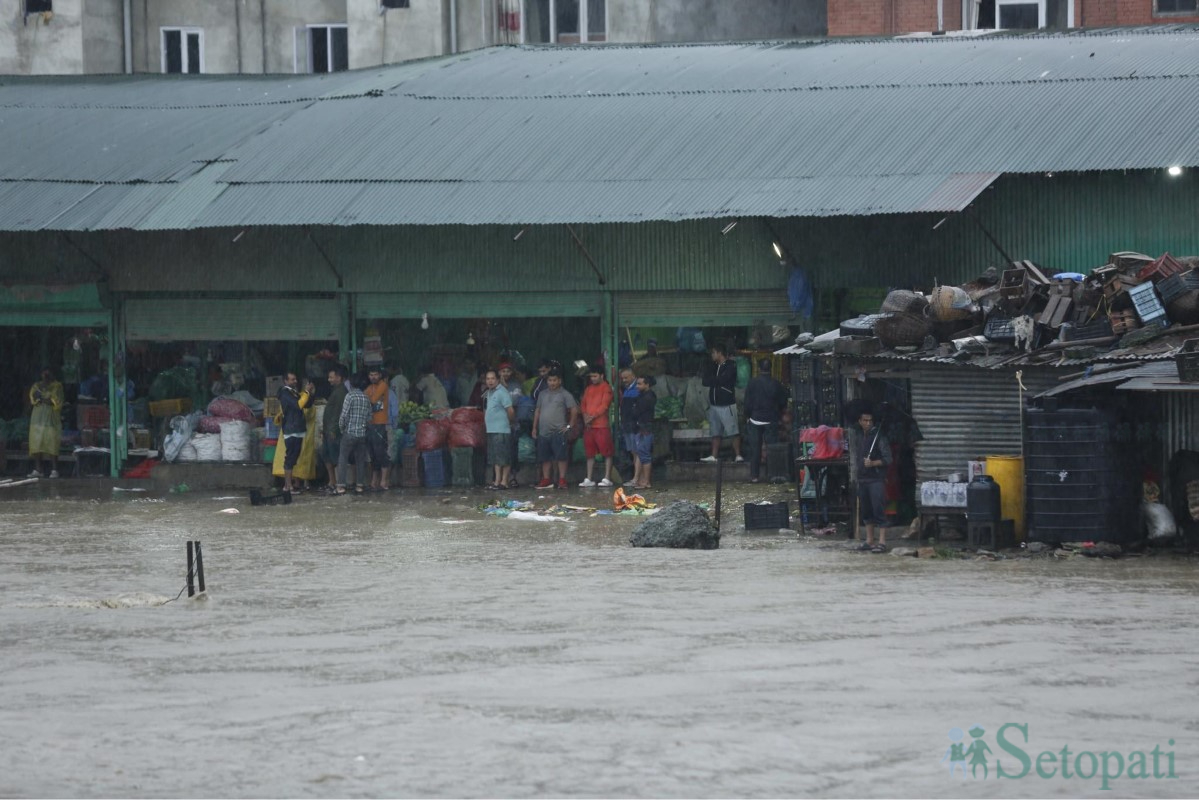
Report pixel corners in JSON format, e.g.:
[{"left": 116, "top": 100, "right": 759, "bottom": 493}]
[{"left": 149, "top": 398, "right": 193, "bottom": 418}]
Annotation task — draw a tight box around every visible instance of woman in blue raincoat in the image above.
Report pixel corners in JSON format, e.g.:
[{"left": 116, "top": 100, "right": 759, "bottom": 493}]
[{"left": 28, "top": 369, "right": 64, "bottom": 478}]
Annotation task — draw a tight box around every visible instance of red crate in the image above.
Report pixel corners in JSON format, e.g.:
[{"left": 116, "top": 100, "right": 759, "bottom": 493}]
[
  {"left": 1138, "top": 252, "right": 1186, "bottom": 283},
  {"left": 76, "top": 404, "right": 109, "bottom": 430}
]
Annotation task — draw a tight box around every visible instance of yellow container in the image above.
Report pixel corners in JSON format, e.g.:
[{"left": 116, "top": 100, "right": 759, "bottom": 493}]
[{"left": 986, "top": 455, "right": 1025, "bottom": 541}]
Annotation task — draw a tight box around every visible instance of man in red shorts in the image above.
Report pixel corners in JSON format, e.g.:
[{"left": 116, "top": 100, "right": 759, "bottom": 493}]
[{"left": 578, "top": 365, "right": 616, "bottom": 488}]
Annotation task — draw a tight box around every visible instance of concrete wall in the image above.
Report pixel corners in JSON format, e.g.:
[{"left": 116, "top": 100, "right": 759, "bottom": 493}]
[
  {"left": 0, "top": 0, "right": 85, "bottom": 74},
  {"left": 346, "top": 0, "right": 445, "bottom": 68},
  {"left": 81, "top": 0, "right": 124, "bottom": 73},
  {"left": 608, "top": 0, "right": 654, "bottom": 41},
  {"left": 454, "top": 0, "right": 495, "bottom": 52}
]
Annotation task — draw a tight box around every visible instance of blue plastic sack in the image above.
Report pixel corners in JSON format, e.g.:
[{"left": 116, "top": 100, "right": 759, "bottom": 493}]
[
  {"left": 676, "top": 327, "right": 706, "bottom": 353},
  {"left": 788, "top": 266, "right": 814, "bottom": 318}
]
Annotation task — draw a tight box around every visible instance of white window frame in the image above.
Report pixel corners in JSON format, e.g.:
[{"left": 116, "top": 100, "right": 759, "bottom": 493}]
[
  {"left": 1155, "top": 0, "right": 1199, "bottom": 15},
  {"left": 161, "top": 27, "right": 204, "bottom": 74},
  {"left": 994, "top": 0, "right": 1045, "bottom": 28},
  {"left": 519, "top": 0, "right": 607, "bottom": 44},
  {"left": 302, "top": 23, "right": 349, "bottom": 74}
]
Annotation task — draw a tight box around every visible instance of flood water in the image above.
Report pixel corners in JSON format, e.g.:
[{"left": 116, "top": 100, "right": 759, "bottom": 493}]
[{"left": 1, "top": 483, "right": 1196, "bottom": 798}]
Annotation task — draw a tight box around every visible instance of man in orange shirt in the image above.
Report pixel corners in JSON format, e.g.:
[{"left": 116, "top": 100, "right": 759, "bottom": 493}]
[
  {"left": 364, "top": 367, "right": 391, "bottom": 491},
  {"left": 578, "top": 365, "right": 616, "bottom": 488}
]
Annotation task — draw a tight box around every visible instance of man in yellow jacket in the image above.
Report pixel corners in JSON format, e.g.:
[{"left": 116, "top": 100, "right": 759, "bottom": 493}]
[{"left": 28, "top": 369, "right": 64, "bottom": 478}]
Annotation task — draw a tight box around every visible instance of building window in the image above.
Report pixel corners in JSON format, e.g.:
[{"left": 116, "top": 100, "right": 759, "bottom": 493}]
[
  {"left": 1157, "top": 0, "right": 1198, "bottom": 13},
  {"left": 162, "top": 28, "right": 203, "bottom": 74},
  {"left": 381, "top": 0, "right": 410, "bottom": 7},
  {"left": 522, "top": 0, "right": 605, "bottom": 43},
  {"left": 24, "top": 0, "right": 52, "bottom": 13},
  {"left": 306, "top": 24, "right": 349, "bottom": 73},
  {"left": 995, "top": 0, "right": 1043, "bottom": 27}
]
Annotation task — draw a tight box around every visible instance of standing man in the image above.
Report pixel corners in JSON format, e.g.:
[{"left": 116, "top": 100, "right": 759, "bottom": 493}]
[
  {"left": 578, "top": 365, "right": 616, "bottom": 488},
  {"left": 27, "top": 369, "right": 64, "bottom": 479},
  {"left": 321, "top": 365, "right": 348, "bottom": 494},
  {"left": 416, "top": 364, "right": 450, "bottom": 411},
  {"left": 532, "top": 367, "right": 579, "bottom": 490},
  {"left": 701, "top": 343, "right": 743, "bottom": 463},
  {"left": 852, "top": 409, "right": 892, "bottom": 553},
  {"left": 617, "top": 367, "right": 640, "bottom": 487},
  {"left": 337, "top": 378, "right": 371, "bottom": 496},
  {"left": 530, "top": 358, "right": 559, "bottom": 403},
  {"left": 278, "top": 372, "right": 314, "bottom": 494},
  {"left": 498, "top": 361, "right": 525, "bottom": 486},
  {"left": 630, "top": 375, "right": 657, "bottom": 490},
  {"left": 364, "top": 367, "right": 391, "bottom": 491},
  {"left": 483, "top": 368, "right": 516, "bottom": 491},
  {"left": 743, "top": 358, "right": 790, "bottom": 483}
]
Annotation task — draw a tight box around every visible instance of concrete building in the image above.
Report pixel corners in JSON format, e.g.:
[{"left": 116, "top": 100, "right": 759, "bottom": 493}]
[
  {"left": 828, "top": 0, "right": 1199, "bottom": 37},
  {"left": 1, "top": 0, "right": 826, "bottom": 76}
]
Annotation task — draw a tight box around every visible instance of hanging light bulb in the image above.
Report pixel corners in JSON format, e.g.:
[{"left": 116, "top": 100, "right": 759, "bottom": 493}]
[
  {"left": 72, "top": 338, "right": 81, "bottom": 351},
  {"left": 421, "top": 313, "right": 429, "bottom": 330},
  {"left": 466, "top": 331, "right": 475, "bottom": 346}
]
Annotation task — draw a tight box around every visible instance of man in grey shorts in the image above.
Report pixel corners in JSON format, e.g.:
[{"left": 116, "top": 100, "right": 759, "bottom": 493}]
[{"left": 700, "top": 343, "right": 743, "bottom": 463}]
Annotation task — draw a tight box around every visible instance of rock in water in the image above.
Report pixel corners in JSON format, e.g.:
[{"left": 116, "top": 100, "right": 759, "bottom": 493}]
[{"left": 629, "top": 501, "right": 720, "bottom": 549}]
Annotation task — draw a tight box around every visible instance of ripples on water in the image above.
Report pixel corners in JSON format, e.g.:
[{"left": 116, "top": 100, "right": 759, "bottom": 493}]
[{"left": 1, "top": 488, "right": 1196, "bottom": 798}]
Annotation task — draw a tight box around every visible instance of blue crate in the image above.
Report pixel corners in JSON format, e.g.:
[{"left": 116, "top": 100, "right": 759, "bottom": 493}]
[
  {"left": 263, "top": 418, "right": 280, "bottom": 439},
  {"left": 422, "top": 449, "right": 447, "bottom": 488}
]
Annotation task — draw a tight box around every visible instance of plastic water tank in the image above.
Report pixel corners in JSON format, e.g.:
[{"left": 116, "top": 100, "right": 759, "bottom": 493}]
[
  {"left": 966, "top": 475, "right": 1002, "bottom": 522},
  {"left": 1024, "top": 407, "right": 1137, "bottom": 543}
]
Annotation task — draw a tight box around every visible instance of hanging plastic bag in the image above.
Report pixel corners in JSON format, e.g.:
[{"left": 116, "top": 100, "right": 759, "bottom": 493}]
[
  {"left": 735, "top": 357, "right": 751, "bottom": 389},
  {"left": 518, "top": 434, "right": 537, "bottom": 463}
]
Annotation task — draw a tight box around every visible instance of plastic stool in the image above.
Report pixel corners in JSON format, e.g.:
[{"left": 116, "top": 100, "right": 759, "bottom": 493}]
[{"left": 968, "top": 519, "right": 1014, "bottom": 549}]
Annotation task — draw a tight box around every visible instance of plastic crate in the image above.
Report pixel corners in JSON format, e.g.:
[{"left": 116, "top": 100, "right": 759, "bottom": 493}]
[
  {"left": 262, "top": 444, "right": 276, "bottom": 464},
  {"left": 983, "top": 315, "right": 1016, "bottom": 343},
  {"left": 77, "top": 404, "right": 109, "bottom": 430},
  {"left": 1061, "top": 317, "right": 1113, "bottom": 342},
  {"left": 1157, "top": 270, "right": 1199, "bottom": 305},
  {"left": 1128, "top": 282, "right": 1168, "bottom": 325},
  {"left": 263, "top": 418, "right": 280, "bottom": 439},
  {"left": 249, "top": 488, "right": 293, "bottom": 506},
  {"left": 1177, "top": 339, "right": 1199, "bottom": 382},
  {"left": 263, "top": 397, "right": 282, "bottom": 419},
  {"left": 743, "top": 501, "right": 790, "bottom": 530},
  {"left": 451, "top": 446, "right": 477, "bottom": 487},
  {"left": 1137, "top": 252, "right": 1186, "bottom": 283},
  {"left": 400, "top": 447, "right": 422, "bottom": 487},
  {"left": 149, "top": 397, "right": 193, "bottom": 418},
  {"left": 422, "top": 449, "right": 447, "bottom": 488}
]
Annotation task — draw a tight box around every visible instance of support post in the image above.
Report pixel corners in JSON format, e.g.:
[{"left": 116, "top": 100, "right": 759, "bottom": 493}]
[
  {"left": 194, "top": 541, "right": 205, "bottom": 594},
  {"left": 186, "top": 541, "right": 195, "bottom": 598},
  {"left": 714, "top": 456, "right": 724, "bottom": 532}
]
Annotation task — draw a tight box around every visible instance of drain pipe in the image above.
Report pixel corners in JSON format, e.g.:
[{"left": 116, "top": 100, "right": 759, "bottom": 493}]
[
  {"left": 450, "top": 0, "right": 458, "bottom": 53},
  {"left": 122, "top": 0, "right": 132, "bottom": 73}
]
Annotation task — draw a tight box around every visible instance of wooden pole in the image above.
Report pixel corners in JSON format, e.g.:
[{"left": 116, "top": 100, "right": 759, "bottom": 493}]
[
  {"left": 186, "top": 541, "right": 195, "bottom": 598},
  {"left": 714, "top": 456, "right": 724, "bottom": 532},
  {"left": 195, "top": 541, "right": 205, "bottom": 595}
]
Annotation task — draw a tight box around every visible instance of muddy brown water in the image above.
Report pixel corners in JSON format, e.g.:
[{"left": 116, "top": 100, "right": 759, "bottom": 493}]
[{"left": 1, "top": 483, "right": 1195, "bottom": 798}]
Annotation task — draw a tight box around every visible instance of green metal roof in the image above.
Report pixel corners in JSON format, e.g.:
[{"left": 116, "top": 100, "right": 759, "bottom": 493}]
[{"left": 3, "top": 30, "right": 1199, "bottom": 230}]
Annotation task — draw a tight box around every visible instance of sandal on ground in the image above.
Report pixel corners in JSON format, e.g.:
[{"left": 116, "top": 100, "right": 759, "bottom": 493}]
[
  {"left": 856, "top": 542, "right": 873, "bottom": 551},
  {"left": 871, "top": 545, "right": 888, "bottom": 553},
  {"left": 507, "top": 479, "right": 520, "bottom": 488},
  {"left": 484, "top": 483, "right": 500, "bottom": 490},
  {"left": 333, "top": 488, "right": 348, "bottom": 496},
  {"left": 354, "top": 487, "right": 366, "bottom": 496}
]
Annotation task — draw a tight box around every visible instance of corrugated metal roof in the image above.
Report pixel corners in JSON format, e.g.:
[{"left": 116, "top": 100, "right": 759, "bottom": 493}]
[{"left": 4, "top": 32, "right": 1199, "bottom": 229}]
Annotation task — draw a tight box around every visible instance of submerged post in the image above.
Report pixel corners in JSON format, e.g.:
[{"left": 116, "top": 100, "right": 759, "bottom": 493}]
[
  {"left": 194, "top": 541, "right": 205, "bottom": 594},
  {"left": 186, "top": 541, "right": 195, "bottom": 598},
  {"left": 714, "top": 457, "right": 724, "bottom": 531}
]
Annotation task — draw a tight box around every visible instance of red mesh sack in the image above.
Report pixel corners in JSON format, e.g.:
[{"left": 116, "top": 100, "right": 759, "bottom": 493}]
[
  {"left": 415, "top": 418, "right": 448, "bottom": 451},
  {"left": 798, "top": 425, "right": 845, "bottom": 460},
  {"left": 207, "top": 397, "right": 254, "bottom": 424},
  {"left": 196, "top": 416, "right": 233, "bottom": 434},
  {"left": 448, "top": 407, "right": 485, "bottom": 449}
]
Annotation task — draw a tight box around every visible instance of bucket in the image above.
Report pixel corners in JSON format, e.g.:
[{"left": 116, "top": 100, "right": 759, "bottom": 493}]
[{"left": 986, "top": 455, "right": 1025, "bottom": 541}]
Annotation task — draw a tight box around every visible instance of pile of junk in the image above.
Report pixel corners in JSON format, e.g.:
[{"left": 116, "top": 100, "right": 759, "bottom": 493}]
[{"left": 821, "top": 251, "right": 1199, "bottom": 368}]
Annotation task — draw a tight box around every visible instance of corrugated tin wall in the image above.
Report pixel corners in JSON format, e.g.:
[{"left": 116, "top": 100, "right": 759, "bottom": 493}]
[
  {"left": 908, "top": 364, "right": 1059, "bottom": 483},
  {"left": 124, "top": 298, "right": 340, "bottom": 341},
  {"left": 617, "top": 291, "right": 796, "bottom": 326}
]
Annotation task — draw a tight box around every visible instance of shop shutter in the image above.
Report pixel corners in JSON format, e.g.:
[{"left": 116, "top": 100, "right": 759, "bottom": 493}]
[
  {"left": 124, "top": 298, "right": 339, "bottom": 341},
  {"left": 908, "top": 364, "right": 1058, "bottom": 483},
  {"left": 617, "top": 290, "right": 796, "bottom": 327},
  {"left": 0, "top": 283, "right": 110, "bottom": 327},
  {"left": 357, "top": 292, "right": 602, "bottom": 319}
]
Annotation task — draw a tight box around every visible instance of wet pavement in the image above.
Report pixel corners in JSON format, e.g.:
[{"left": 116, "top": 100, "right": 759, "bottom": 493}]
[{"left": 1, "top": 480, "right": 1196, "bottom": 797}]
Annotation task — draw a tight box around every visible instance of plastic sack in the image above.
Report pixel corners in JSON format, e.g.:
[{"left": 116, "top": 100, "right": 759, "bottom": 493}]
[
  {"left": 163, "top": 411, "right": 203, "bottom": 463},
  {"left": 415, "top": 418, "right": 448, "bottom": 452},
  {"left": 735, "top": 357, "right": 751, "bottom": 389},
  {"left": 207, "top": 396, "right": 254, "bottom": 424},
  {"left": 515, "top": 394, "right": 536, "bottom": 424},
  {"left": 676, "top": 327, "right": 707, "bottom": 354},
  {"left": 788, "top": 266, "right": 815, "bottom": 318},
  {"left": 1144, "top": 502, "right": 1177, "bottom": 542},
  {"left": 219, "top": 420, "right": 252, "bottom": 462},
  {"left": 448, "top": 407, "right": 485, "bottom": 449},
  {"left": 191, "top": 433, "right": 222, "bottom": 462},
  {"left": 799, "top": 426, "right": 845, "bottom": 461},
  {"left": 518, "top": 434, "right": 536, "bottom": 463},
  {"left": 175, "top": 442, "right": 198, "bottom": 463}
]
